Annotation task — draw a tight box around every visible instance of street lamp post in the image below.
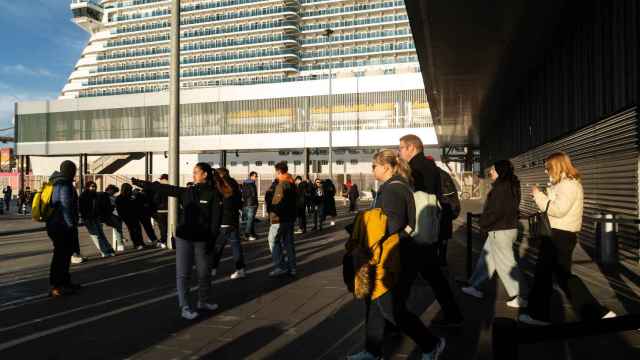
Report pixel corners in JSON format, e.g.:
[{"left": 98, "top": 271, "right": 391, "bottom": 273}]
[
  {"left": 167, "top": 0, "right": 181, "bottom": 249},
  {"left": 323, "top": 28, "right": 334, "bottom": 180}
]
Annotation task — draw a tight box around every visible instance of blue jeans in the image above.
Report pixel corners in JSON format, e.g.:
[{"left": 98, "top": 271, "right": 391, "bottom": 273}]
[
  {"left": 243, "top": 206, "right": 257, "bottom": 236},
  {"left": 85, "top": 219, "right": 114, "bottom": 256},
  {"left": 175, "top": 237, "right": 211, "bottom": 309},
  {"left": 212, "top": 227, "right": 245, "bottom": 270},
  {"left": 268, "top": 221, "right": 296, "bottom": 272}
]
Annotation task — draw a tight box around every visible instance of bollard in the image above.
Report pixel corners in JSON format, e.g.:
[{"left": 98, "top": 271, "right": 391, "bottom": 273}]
[
  {"left": 595, "top": 213, "right": 618, "bottom": 265},
  {"left": 466, "top": 212, "right": 473, "bottom": 279}
]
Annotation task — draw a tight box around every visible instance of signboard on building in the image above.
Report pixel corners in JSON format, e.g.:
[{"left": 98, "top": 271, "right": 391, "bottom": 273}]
[{"left": 0, "top": 148, "right": 14, "bottom": 172}]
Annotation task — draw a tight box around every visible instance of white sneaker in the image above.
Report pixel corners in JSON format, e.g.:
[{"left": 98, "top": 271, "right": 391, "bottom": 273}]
[
  {"left": 269, "top": 268, "right": 288, "bottom": 277},
  {"left": 136, "top": 245, "right": 145, "bottom": 250},
  {"left": 116, "top": 245, "right": 125, "bottom": 252},
  {"left": 602, "top": 310, "right": 617, "bottom": 319},
  {"left": 180, "top": 306, "right": 198, "bottom": 320},
  {"left": 230, "top": 269, "right": 246, "bottom": 280},
  {"left": 71, "top": 255, "right": 86, "bottom": 264},
  {"left": 329, "top": 221, "right": 335, "bottom": 227},
  {"left": 518, "top": 314, "right": 550, "bottom": 326},
  {"left": 197, "top": 301, "right": 219, "bottom": 311},
  {"left": 211, "top": 268, "right": 217, "bottom": 277},
  {"left": 247, "top": 236, "right": 257, "bottom": 241},
  {"left": 506, "top": 296, "right": 528, "bottom": 309},
  {"left": 294, "top": 229, "right": 303, "bottom": 234},
  {"left": 156, "top": 242, "right": 167, "bottom": 249},
  {"left": 461, "top": 286, "right": 484, "bottom": 299}
]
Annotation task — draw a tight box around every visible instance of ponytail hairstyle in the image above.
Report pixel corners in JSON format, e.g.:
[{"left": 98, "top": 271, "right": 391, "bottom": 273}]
[
  {"left": 213, "top": 167, "right": 233, "bottom": 198},
  {"left": 195, "top": 162, "right": 232, "bottom": 198},
  {"left": 373, "top": 149, "right": 412, "bottom": 184}
]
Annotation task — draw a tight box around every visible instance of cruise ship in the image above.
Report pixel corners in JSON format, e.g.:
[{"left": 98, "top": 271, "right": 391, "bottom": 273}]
[{"left": 15, "top": 0, "right": 437, "bottom": 188}]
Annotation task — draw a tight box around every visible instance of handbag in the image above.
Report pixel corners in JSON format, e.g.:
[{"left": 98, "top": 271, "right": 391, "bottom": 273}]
[{"left": 530, "top": 200, "right": 552, "bottom": 239}]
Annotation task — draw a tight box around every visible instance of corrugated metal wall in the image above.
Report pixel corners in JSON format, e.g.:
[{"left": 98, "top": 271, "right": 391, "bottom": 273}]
[{"left": 511, "top": 107, "right": 638, "bottom": 262}]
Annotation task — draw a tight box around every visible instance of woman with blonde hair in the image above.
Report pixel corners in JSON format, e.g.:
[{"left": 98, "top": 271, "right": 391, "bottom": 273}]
[
  {"left": 519, "top": 152, "right": 616, "bottom": 325},
  {"left": 347, "top": 149, "right": 445, "bottom": 360}
]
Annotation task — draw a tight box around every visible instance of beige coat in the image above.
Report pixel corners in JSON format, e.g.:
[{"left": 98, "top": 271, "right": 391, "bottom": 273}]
[{"left": 533, "top": 177, "right": 583, "bottom": 233}]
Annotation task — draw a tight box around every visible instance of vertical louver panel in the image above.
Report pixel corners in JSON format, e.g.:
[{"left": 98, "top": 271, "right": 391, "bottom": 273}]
[{"left": 510, "top": 107, "right": 638, "bottom": 262}]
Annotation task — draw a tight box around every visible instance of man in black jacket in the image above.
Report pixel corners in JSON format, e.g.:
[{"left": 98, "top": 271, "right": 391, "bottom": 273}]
[
  {"left": 241, "top": 171, "right": 259, "bottom": 241},
  {"left": 151, "top": 174, "right": 169, "bottom": 248},
  {"left": 399, "top": 134, "right": 464, "bottom": 326},
  {"left": 80, "top": 181, "right": 116, "bottom": 257}
]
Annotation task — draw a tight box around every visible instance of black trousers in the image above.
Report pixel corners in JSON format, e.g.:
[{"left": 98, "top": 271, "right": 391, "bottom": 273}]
[
  {"left": 124, "top": 219, "right": 145, "bottom": 247},
  {"left": 349, "top": 198, "right": 358, "bottom": 212},
  {"left": 365, "top": 284, "right": 439, "bottom": 356},
  {"left": 404, "top": 242, "right": 463, "bottom": 321},
  {"left": 140, "top": 215, "right": 158, "bottom": 242},
  {"left": 527, "top": 229, "right": 608, "bottom": 322},
  {"left": 48, "top": 226, "right": 74, "bottom": 287},
  {"left": 153, "top": 212, "right": 168, "bottom": 244},
  {"left": 296, "top": 207, "right": 307, "bottom": 232}
]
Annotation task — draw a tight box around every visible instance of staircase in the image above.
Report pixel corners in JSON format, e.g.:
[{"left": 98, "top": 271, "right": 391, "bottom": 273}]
[{"left": 90, "top": 153, "right": 145, "bottom": 174}]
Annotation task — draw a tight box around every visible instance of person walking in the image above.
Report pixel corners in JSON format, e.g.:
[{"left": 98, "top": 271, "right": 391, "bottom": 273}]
[
  {"left": 347, "top": 149, "right": 445, "bottom": 360},
  {"left": 3, "top": 185, "right": 12, "bottom": 212},
  {"left": 116, "top": 183, "right": 147, "bottom": 250},
  {"left": 241, "top": 171, "right": 259, "bottom": 241},
  {"left": 519, "top": 152, "right": 616, "bottom": 325},
  {"left": 268, "top": 161, "right": 297, "bottom": 277},
  {"left": 322, "top": 179, "right": 337, "bottom": 227},
  {"left": 461, "top": 160, "right": 528, "bottom": 308},
  {"left": 134, "top": 187, "right": 159, "bottom": 246},
  {"left": 79, "top": 181, "right": 116, "bottom": 258},
  {"left": 348, "top": 183, "right": 360, "bottom": 213},
  {"left": 103, "top": 185, "right": 125, "bottom": 252},
  {"left": 47, "top": 161, "right": 83, "bottom": 297},
  {"left": 151, "top": 174, "right": 169, "bottom": 248},
  {"left": 294, "top": 176, "right": 307, "bottom": 235},
  {"left": 18, "top": 187, "right": 31, "bottom": 215},
  {"left": 211, "top": 168, "right": 247, "bottom": 280},
  {"left": 311, "top": 178, "right": 324, "bottom": 230},
  {"left": 133, "top": 163, "right": 225, "bottom": 320},
  {"left": 304, "top": 175, "right": 314, "bottom": 216},
  {"left": 398, "top": 134, "right": 464, "bottom": 326}
]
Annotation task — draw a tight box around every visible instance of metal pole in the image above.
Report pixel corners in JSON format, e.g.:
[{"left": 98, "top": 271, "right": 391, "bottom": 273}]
[
  {"left": 167, "top": 0, "right": 181, "bottom": 250},
  {"left": 466, "top": 212, "right": 473, "bottom": 279},
  {"left": 324, "top": 28, "right": 334, "bottom": 180}
]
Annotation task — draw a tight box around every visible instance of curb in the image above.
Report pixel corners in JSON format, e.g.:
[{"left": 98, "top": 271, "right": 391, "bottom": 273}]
[{"left": 0, "top": 227, "right": 46, "bottom": 237}]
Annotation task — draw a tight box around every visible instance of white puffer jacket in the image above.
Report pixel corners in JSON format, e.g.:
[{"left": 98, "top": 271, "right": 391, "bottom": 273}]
[{"left": 533, "top": 177, "right": 583, "bottom": 233}]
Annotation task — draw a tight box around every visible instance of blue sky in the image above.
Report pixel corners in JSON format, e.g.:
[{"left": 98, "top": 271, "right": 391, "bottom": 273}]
[{"left": 0, "top": 0, "right": 88, "bottom": 137}]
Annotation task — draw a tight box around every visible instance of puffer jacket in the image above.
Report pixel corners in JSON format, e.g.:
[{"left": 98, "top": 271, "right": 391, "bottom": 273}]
[{"left": 47, "top": 171, "right": 78, "bottom": 230}]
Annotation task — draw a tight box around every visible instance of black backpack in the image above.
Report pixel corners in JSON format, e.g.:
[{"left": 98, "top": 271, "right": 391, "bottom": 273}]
[{"left": 439, "top": 170, "right": 461, "bottom": 219}]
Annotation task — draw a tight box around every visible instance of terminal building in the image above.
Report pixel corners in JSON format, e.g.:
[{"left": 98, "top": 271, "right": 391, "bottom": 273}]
[{"left": 15, "top": 0, "right": 441, "bottom": 187}]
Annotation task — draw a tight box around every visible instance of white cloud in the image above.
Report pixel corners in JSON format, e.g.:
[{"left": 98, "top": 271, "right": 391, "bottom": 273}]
[{"left": 1, "top": 64, "right": 58, "bottom": 78}]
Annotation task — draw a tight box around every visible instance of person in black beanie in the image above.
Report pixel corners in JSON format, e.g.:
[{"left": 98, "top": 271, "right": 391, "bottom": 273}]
[{"left": 47, "top": 160, "right": 83, "bottom": 297}]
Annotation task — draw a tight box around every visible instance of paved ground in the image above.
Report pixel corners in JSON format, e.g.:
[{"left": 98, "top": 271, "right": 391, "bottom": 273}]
[{"left": 0, "top": 201, "right": 639, "bottom": 359}]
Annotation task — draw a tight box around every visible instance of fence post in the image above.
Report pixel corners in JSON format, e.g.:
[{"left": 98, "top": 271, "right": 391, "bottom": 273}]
[
  {"left": 466, "top": 212, "right": 473, "bottom": 279},
  {"left": 492, "top": 317, "right": 518, "bottom": 360}
]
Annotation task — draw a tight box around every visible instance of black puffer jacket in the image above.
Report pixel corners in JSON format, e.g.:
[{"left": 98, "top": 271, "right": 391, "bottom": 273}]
[
  {"left": 479, "top": 178, "right": 521, "bottom": 232},
  {"left": 133, "top": 179, "right": 223, "bottom": 242}
]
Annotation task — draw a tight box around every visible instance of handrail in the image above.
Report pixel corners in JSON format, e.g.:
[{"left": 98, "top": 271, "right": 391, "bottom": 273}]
[{"left": 492, "top": 315, "right": 640, "bottom": 360}]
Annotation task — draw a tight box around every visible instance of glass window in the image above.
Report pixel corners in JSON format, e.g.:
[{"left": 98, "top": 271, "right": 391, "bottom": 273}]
[
  {"left": 255, "top": 161, "right": 262, "bottom": 166},
  {"left": 230, "top": 161, "right": 237, "bottom": 166},
  {"left": 350, "top": 159, "right": 359, "bottom": 165},
  {"left": 268, "top": 161, "right": 275, "bottom": 166}
]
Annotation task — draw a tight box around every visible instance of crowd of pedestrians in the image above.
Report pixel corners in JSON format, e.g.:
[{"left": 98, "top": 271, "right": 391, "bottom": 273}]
[{"left": 33, "top": 132, "right": 619, "bottom": 358}]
